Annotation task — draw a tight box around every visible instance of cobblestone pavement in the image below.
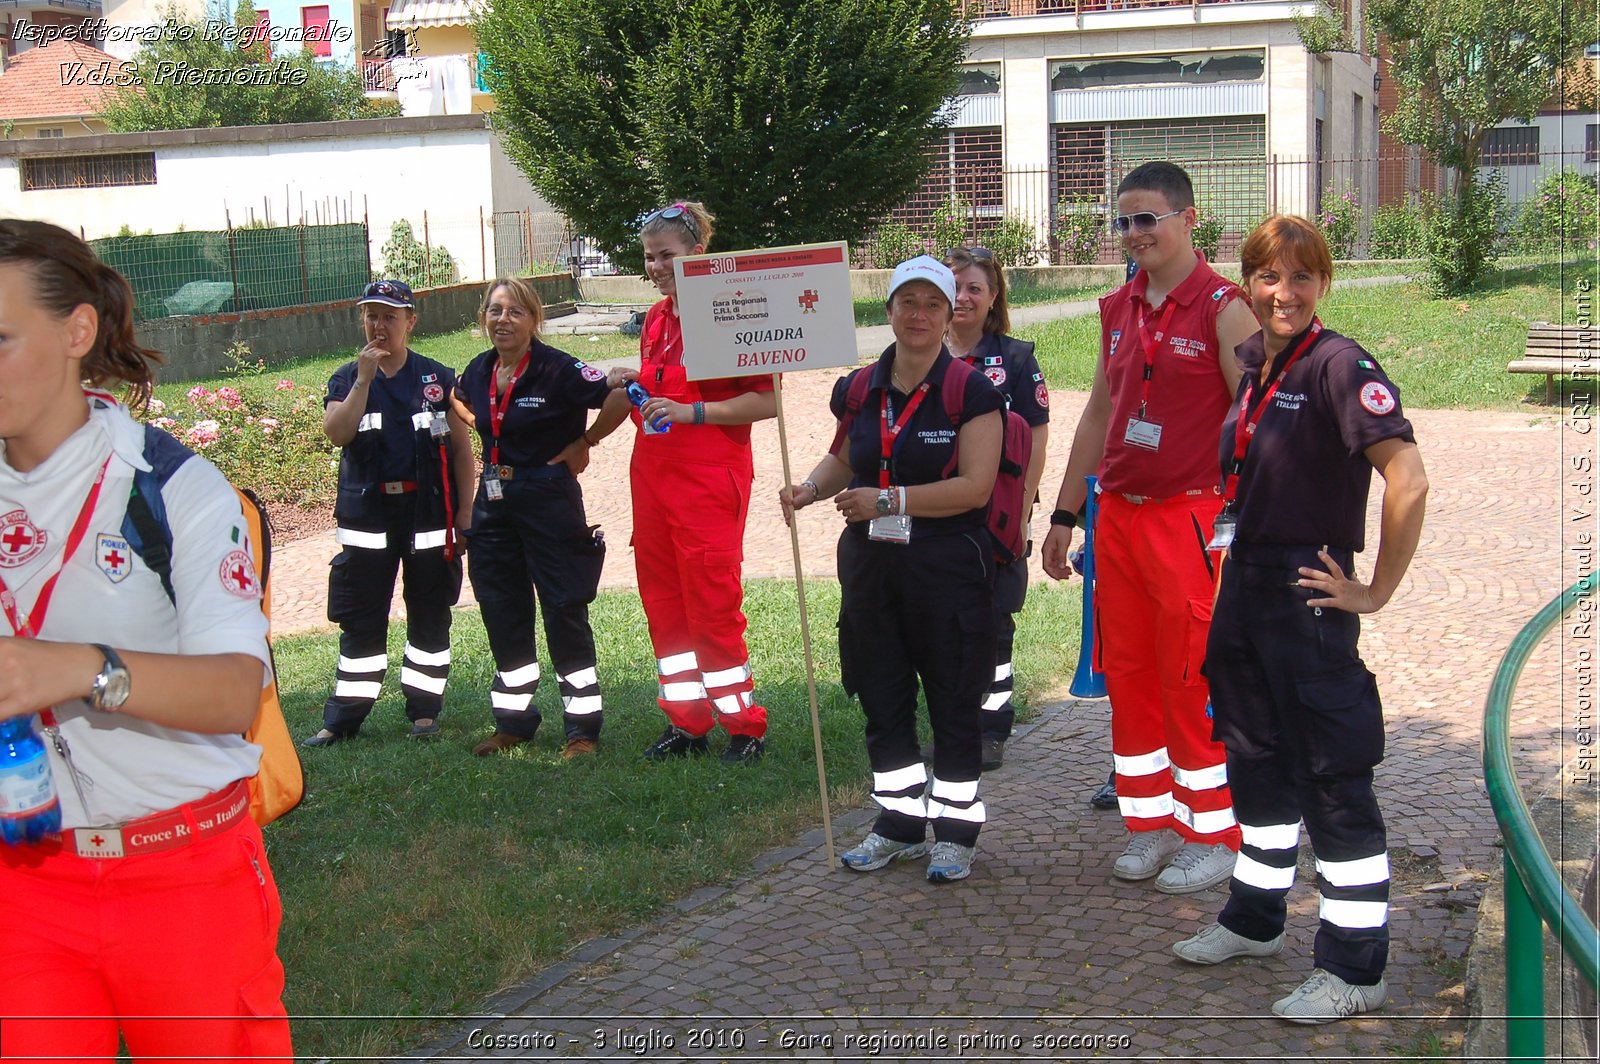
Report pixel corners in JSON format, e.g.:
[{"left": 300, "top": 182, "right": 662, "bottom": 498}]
[{"left": 265, "top": 310, "right": 1589, "bottom": 1061}]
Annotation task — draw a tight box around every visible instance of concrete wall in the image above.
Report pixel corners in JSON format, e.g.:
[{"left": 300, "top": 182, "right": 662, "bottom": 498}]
[
  {"left": 0, "top": 115, "right": 553, "bottom": 283},
  {"left": 139, "top": 273, "right": 576, "bottom": 381}
]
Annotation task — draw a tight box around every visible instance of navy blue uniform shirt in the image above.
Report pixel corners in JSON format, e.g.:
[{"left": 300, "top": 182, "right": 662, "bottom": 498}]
[
  {"left": 325, "top": 351, "right": 456, "bottom": 483},
  {"left": 830, "top": 347, "right": 1006, "bottom": 539},
  {"left": 1221, "top": 325, "right": 1415, "bottom": 552},
  {"left": 959, "top": 333, "right": 1049, "bottom": 429},
  {"left": 457, "top": 341, "right": 611, "bottom": 467}
]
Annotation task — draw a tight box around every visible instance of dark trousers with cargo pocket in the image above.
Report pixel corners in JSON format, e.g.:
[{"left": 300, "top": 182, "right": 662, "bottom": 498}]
[
  {"left": 1207, "top": 544, "right": 1389, "bottom": 987},
  {"left": 469, "top": 471, "right": 605, "bottom": 741},
  {"left": 324, "top": 493, "right": 462, "bottom": 734},
  {"left": 838, "top": 528, "right": 995, "bottom": 849}
]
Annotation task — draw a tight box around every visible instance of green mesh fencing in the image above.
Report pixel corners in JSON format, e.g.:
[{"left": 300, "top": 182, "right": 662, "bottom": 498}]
[{"left": 90, "top": 224, "right": 371, "bottom": 321}]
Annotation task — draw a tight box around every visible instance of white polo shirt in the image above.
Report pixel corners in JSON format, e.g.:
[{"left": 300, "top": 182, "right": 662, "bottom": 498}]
[{"left": 0, "top": 395, "right": 271, "bottom": 826}]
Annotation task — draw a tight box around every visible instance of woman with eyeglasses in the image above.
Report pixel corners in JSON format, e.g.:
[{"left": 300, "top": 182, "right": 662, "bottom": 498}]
[
  {"left": 453, "top": 278, "right": 635, "bottom": 758},
  {"left": 1172, "top": 215, "right": 1427, "bottom": 1024},
  {"left": 304, "top": 279, "right": 476, "bottom": 747},
  {"left": 940, "top": 245, "right": 1050, "bottom": 772},
  {"left": 622, "top": 201, "right": 777, "bottom": 764},
  {"left": 780, "top": 256, "right": 1004, "bottom": 883},
  {"left": 0, "top": 219, "right": 292, "bottom": 1059}
]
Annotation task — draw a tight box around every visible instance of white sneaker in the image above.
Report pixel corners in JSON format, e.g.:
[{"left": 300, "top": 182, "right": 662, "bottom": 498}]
[
  {"left": 1272, "top": 969, "right": 1388, "bottom": 1024},
  {"left": 1112, "top": 830, "right": 1183, "bottom": 880},
  {"left": 1155, "top": 842, "right": 1238, "bottom": 894},
  {"left": 926, "top": 841, "right": 976, "bottom": 883},
  {"left": 840, "top": 832, "right": 930, "bottom": 872},
  {"left": 1172, "top": 922, "right": 1284, "bottom": 965}
]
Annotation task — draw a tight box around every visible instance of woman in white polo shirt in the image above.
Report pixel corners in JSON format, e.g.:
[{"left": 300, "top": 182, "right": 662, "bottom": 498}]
[{"left": 0, "top": 220, "right": 292, "bottom": 1060}]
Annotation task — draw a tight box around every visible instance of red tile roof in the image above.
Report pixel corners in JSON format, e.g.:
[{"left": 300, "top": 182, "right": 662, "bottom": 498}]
[{"left": 0, "top": 41, "right": 122, "bottom": 121}]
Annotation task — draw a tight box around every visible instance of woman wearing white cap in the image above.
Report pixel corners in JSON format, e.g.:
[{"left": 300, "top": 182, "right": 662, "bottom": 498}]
[{"left": 780, "top": 255, "right": 1004, "bottom": 882}]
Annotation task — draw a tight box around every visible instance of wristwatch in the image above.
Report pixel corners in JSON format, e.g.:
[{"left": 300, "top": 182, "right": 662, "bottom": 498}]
[
  {"left": 89, "top": 644, "right": 132, "bottom": 712},
  {"left": 875, "top": 489, "right": 895, "bottom": 516}
]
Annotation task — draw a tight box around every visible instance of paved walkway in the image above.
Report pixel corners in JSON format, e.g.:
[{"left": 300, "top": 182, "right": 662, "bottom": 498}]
[{"left": 262, "top": 295, "right": 1592, "bottom": 1060}]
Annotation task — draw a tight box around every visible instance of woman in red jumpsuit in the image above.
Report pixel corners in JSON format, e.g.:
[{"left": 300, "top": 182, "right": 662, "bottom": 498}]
[{"left": 624, "top": 202, "right": 777, "bottom": 763}]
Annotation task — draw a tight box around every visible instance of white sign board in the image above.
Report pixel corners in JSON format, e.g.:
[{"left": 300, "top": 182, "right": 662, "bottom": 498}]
[{"left": 673, "top": 241, "right": 856, "bottom": 382}]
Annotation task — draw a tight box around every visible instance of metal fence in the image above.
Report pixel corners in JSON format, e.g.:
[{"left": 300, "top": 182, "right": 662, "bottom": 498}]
[
  {"left": 490, "top": 209, "right": 574, "bottom": 277},
  {"left": 860, "top": 148, "right": 1598, "bottom": 267},
  {"left": 92, "top": 223, "right": 371, "bottom": 322}
]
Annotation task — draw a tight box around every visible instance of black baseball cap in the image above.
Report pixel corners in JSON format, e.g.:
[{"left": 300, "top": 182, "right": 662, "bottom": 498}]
[{"left": 358, "top": 279, "right": 415, "bottom": 308}]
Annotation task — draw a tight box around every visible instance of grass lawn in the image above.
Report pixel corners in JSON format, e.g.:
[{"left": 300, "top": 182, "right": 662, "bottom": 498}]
[
  {"left": 1018, "top": 260, "right": 1597, "bottom": 409},
  {"left": 269, "top": 575, "right": 1082, "bottom": 1058}
]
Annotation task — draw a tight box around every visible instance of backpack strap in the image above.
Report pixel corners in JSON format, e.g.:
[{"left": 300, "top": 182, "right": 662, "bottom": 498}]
[{"left": 121, "top": 425, "right": 197, "bottom": 606}]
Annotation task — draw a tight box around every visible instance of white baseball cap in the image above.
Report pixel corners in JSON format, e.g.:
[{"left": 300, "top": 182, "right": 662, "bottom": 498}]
[{"left": 887, "top": 255, "right": 956, "bottom": 309}]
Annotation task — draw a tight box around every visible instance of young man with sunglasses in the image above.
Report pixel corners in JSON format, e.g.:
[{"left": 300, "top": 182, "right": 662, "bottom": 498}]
[{"left": 1041, "top": 162, "right": 1258, "bottom": 895}]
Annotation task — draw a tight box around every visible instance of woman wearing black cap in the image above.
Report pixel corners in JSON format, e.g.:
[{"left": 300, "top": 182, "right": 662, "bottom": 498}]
[{"left": 304, "top": 279, "right": 476, "bottom": 747}]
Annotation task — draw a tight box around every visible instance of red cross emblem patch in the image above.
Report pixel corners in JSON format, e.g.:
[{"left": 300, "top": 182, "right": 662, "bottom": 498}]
[
  {"left": 218, "top": 549, "right": 261, "bottom": 600},
  {"left": 0, "top": 510, "right": 47, "bottom": 568},
  {"left": 96, "top": 533, "right": 133, "bottom": 583},
  {"left": 798, "top": 289, "right": 820, "bottom": 313}
]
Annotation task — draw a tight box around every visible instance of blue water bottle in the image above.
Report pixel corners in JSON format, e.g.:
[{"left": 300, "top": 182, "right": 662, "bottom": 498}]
[
  {"left": 625, "top": 381, "right": 672, "bottom": 434},
  {"left": 0, "top": 715, "right": 62, "bottom": 845}
]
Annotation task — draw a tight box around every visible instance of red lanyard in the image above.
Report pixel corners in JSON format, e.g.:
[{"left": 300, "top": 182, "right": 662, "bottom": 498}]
[
  {"left": 1133, "top": 300, "right": 1178, "bottom": 418},
  {"left": 878, "top": 382, "right": 930, "bottom": 489},
  {"left": 0, "top": 455, "right": 112, "bottom": 641},
  {"left": 1223, "top": 319, "right": 1323, "bottom": 504},
  {"left": 486, "top": 350, "right": 530, "bottom": 468}
]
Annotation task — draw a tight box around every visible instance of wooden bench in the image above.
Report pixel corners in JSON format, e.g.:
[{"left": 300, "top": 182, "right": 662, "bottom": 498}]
[{"left": 1508, "top": 323, "right": 1597, "bottom": 402}]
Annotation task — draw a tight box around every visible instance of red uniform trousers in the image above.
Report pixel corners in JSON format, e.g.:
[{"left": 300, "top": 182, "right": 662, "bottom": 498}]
[
  {"left": 631, "top": 451, "right": 767, "bottom": 739},
  {"left": 0, "top": 811, "right": 292, "bottom": 1063},
  {"left": 1095, "top": 490, "right": 1240, "bottom": 849}
]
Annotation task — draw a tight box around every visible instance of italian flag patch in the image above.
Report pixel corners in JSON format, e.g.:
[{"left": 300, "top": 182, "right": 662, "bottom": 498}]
[{"left": 1357, "top": 360, "right": 1376, "bottom": 370}]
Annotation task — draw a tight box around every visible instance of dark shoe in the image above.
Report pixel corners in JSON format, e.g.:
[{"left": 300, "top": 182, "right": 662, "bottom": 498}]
[
  {"left": 562, "top": 737, "right": 598, "bottom": 759},
  {"left": 980, "top": 736, "right": 1005, "bottom": 771},
  {"left": 409, "top": 718, "right": 441, "bottom": 739},
  {"left": 302, "top": 728, "right": 348, "bottom": 748},
  {"left": 720, "top": 735, "right": 765, "bottom": 764},
  {"left": 641, "top": 725, "right": 709, "bottom": 761},
  {"left": 473, "top": 731, "right": 526, "bottom": 757},
  {"left": 1090, "top": 772, "right": 1118, "bottom": 809}
]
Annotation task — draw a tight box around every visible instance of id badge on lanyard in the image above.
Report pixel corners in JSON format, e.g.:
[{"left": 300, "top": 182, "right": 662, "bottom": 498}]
[
  {"left": 429, "top": 410, "right": 448, "bottom": 438},
  {"left": 868, "top": 514, "right": 912, "bottom": 544},
  {"left": 1125, "top": 300, "right": 1177, "bottom": 452}
]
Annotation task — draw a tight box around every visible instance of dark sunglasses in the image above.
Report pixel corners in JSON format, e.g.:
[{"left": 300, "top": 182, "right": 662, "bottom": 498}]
[
  {"left": 944, "top": 246, "right": 994, "bottom": 263},
  {"left": 1111, "top": 210, "right": 1184, "bottom": 235},
  {"left": 642, "top": 203, "right": 701, "bottom": 244}
]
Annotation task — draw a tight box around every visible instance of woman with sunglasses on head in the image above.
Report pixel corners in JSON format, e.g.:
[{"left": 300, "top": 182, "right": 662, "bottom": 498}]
[
  {"left": 453, "top": 278, "right": 634, "bottom": 758},
  {"left": 0, "top": 220, "right": 291, "bottom": 1059},
  {"left": 940, "top": 246, "right": 1049, "bottom": 772},
  {"left": 622, "top": 201, "right": 777, "bottom": 764},
  {"left": 304, "top": 279, "right": 476, "bottom": 748},
  {"left": 1172, "top": 215, "right": 1427, "bottom": 1024}
]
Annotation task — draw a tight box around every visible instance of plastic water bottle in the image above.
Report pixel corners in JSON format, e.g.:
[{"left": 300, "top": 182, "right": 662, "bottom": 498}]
[
  {"left": 625, "top": 381, "right": 672, "bottom": 434},
  {"left": 0, "top": 715, "right": 62, "bottom": 845}
]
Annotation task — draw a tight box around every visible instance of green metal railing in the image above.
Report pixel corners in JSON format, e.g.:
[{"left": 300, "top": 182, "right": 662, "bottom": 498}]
[{"left": 1484, "top": 576, "right": 1599, "bottom": 1062}]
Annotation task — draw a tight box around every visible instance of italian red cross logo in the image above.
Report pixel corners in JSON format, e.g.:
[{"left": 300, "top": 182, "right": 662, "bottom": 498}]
[
  {"left": 96, "top": 533, "right": 133, "bottom": 583},
  {"left": 798, "top": 289, "right": 819, "bottom": 313},
  {"left": 0, "top": 510, "right": 46, "bottom": 568},
  {"left": 218, "top": 549, "right": 260, "bottom": 600}
]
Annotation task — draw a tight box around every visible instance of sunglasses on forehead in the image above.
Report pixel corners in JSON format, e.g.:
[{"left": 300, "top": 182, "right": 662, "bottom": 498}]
[
  {"left": 642, "top": 203, "right": 701, "bottom": 243},
  {"left": 944, "top": 246, "right": 994, "bottom": 263},
  {"left": 1111, "top": 210, "right": 1185, "bottom": 235}
]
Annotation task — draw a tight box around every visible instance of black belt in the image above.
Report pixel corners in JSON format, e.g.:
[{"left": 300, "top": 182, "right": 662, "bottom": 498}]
[{"left": 1229, "top": 543, "right": 1355, "bottom": 571}]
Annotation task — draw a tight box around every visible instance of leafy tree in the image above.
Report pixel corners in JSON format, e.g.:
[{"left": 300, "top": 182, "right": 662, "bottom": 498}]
[
  {"left": 1304, "top": 0, "right": 1597, "bottom": 290},
  {"left": 476, "top": 0, "right": 969, "bottom": 269},
  {"left": 100, "top": 1, "right": 390, "bottom": 131}
]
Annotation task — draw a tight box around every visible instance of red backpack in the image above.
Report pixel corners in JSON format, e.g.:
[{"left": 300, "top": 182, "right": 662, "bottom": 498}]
[{"left": 840, "top": 357, "right": 1033, "bottom": 563}]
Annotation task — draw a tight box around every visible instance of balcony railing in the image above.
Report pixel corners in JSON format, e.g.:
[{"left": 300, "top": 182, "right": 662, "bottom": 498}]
[
  {"left": 360, "top": 57, "right": 395, "bottom": 92},
  {"left": 361, "top": 53, "right": 493, "bottom": 96},
  {"left": 970, "top": 0, "right": 1282, "bottom": 15}
]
